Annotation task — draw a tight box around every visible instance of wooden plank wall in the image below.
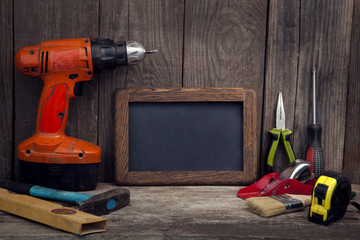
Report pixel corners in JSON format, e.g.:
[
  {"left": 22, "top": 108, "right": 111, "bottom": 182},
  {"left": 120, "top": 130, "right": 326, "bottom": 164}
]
[{"left": 0, "top": 0, "right": 359, "bottom": 183}]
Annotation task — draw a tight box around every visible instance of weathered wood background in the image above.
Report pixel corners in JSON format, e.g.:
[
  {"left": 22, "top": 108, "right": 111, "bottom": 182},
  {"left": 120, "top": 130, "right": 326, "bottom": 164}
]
[{"left": 1, "top": 0, "right": 359, "bottom": 183}]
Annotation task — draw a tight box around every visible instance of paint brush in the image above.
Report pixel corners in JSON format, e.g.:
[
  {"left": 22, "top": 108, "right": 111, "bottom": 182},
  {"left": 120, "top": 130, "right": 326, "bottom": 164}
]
[{"left": 245, "top": 194, "right": 311, "bottom": 217}]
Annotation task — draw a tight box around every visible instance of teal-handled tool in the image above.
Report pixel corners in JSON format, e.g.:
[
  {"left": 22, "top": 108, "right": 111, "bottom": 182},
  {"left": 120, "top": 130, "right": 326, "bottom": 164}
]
[
  {"left": 266, "top": 92, "right": 296, "bottom": 173},
  {"left": 0, "top": 180, "right": 129, "bottom": 216}
]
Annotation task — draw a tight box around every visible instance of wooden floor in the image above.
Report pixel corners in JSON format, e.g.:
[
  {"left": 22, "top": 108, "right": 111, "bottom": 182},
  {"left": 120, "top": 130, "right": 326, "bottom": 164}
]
[{"left": 0, "top": 183, "right": 359, "bottom": 239}]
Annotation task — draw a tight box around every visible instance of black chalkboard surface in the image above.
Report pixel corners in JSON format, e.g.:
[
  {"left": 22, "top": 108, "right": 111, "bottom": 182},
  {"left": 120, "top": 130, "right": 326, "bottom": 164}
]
[
  {"left": 114, "top": 88, "right": 257, "bottom": 185},
  {"left": 129, "top": 102, "right": 243, "bottom": 171}
]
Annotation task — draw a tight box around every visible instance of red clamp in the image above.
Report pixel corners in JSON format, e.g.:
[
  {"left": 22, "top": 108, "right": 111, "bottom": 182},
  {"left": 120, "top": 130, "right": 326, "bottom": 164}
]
[
  {"left": 237, "top": 173, "right": 315, "bottom": 199},
  {"left": 237, "top": 159, "right": 316, "bottom": 199}
]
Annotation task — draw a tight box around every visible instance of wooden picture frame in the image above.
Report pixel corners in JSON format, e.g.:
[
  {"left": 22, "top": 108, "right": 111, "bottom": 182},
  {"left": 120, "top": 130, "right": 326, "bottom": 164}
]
[{"left": 114, "top": 88, "right": 257, "bottom": 185}]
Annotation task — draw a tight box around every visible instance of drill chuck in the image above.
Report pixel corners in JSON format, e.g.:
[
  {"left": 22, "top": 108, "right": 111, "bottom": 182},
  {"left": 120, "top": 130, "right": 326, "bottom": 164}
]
[
  {"left": 91, "top": 38, "right": 156, "bottom": 73},
  {"left": 126, "top": 41, "right": 146, "bottom": 65}
]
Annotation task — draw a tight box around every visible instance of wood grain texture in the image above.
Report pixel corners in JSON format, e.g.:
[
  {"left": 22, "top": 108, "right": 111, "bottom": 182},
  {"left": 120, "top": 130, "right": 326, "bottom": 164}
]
[
  {"left": 98, "top": 0, "right": 184, "bottom": 181},
  {"left": 13, "top": 0, "right": 99, "bottom": 180},
  {"left": 114, "top": 88, "right": 129, "bottom": 184},
  {"left": 0, "top": 184, "right": 359, "bottom": 239},
  {"left": 261, "top": 0, "right": 300, "bottom": 175},
  {"left": 97, "top": 0, "right": 129, "bottom": 182},
  {"left": 183, "top": 0, "right": 267, "bottom": 88},
  {"left": 126, "top": 0, "right": 184, "bottom": 87},
  {"left": 114, "top": 88, "right": 257, "bottom": 185},
  {"left": 344, "top": 0, "right": 360, "bottom": 183},
  {"left": 294, "top": 0, "right": 353, "bottom": 173},
  {"left": 128, "top": 87, "right": 249, "bottom": 101},
  {"left": 0, "top": 0, "right": 14, "bottom": 179},
  {"left": 0, "top": 188, "right": 107, "bottom": 236},
  {"left": 183, "top": 0, "right": 267, "bottom": 175}
]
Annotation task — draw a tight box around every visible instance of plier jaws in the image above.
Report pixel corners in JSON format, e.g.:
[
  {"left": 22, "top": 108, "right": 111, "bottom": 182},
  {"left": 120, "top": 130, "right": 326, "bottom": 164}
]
[
  {"left": 276, "top": 92, "right": 286, "bottom": 130},
  {"left": 266, "top": 92, "right": 296, "bottom": 173}
]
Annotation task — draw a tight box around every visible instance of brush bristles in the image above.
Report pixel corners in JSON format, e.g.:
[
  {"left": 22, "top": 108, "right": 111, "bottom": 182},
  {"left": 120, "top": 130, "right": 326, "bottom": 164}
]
[
  {"left": 245, "top": 194, "right": 310, "bottom": 217},
  {"left": 246, "top": 197, "right": 286, "bottom": 217}
]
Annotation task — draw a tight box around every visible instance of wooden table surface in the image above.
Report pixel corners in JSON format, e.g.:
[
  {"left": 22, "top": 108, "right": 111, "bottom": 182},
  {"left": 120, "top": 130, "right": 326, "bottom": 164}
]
[{"left": 0, "top": 183, "right": 359, "bottom": 239}]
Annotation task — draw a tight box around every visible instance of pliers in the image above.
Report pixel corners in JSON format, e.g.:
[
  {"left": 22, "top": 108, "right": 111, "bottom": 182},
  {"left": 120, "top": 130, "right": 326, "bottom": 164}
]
[{"left": 266, "top": 92, "right": 296, "bottom": 173}]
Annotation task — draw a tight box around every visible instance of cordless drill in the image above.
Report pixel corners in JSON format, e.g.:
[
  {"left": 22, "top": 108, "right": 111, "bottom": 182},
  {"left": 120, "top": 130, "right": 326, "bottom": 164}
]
[{"left": 15, "top": 38, "right": 156, "bottom": 191}]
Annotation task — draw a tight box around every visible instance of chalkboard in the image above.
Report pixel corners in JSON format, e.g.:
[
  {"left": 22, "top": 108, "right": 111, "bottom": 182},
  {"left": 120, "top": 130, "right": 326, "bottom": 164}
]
[
  {"left": 129, "top": 102, "right": 243, "bottom": 171},
  {"left": 114, "top": 88, "right": 257, "bottom": 185}
]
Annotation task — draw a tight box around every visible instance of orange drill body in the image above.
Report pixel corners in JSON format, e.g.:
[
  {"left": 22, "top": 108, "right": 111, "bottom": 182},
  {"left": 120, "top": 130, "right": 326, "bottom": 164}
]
[
  {"left": 15, "top": 38, "right": 101, "bottom": 190},
  {"left": 15, "top": 37, "right": 154, "bottom": 190},
  {"left": 16, "top": 38, "right": 100, "bottom": 164}
]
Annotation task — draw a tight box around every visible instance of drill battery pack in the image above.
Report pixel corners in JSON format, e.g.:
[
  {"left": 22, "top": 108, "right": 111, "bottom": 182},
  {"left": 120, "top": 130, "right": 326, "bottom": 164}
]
[
  {"left": 17, "top": 134, "right": 101, "bottom": 191},
  {"left": 19, "top": 161, "right": 99, "bottom": 191},
  {"left": 308, "top": 171, "right": 351, "bottom": 225}
]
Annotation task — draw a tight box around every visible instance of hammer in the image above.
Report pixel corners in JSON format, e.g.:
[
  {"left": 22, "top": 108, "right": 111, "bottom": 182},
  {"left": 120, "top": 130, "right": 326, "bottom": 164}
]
[{"left": 0, "top": 180, "right": 129, "bottom": 216}]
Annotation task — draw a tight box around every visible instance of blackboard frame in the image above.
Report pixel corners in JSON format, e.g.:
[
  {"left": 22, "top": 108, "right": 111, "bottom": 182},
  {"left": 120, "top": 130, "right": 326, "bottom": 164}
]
[{"left": 114, "top": 88, "right": 257, "bottom": 185}]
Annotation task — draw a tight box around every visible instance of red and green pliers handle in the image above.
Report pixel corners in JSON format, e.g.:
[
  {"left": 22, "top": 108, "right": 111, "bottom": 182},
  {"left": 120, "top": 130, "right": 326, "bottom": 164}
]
[{"left": 266, "top": 128, "right": 296, "bottom": 173}]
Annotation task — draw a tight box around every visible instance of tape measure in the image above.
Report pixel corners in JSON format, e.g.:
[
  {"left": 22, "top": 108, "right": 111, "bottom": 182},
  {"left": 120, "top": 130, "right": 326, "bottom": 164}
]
[{"left": 308, "top": 171, "right": 351, "bottom": 225}]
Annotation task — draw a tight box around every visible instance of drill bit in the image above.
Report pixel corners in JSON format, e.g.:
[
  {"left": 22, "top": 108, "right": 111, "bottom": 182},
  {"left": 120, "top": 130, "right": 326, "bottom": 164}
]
[{"left": 145, "top": 49, "right": 158, "bottom": 54}]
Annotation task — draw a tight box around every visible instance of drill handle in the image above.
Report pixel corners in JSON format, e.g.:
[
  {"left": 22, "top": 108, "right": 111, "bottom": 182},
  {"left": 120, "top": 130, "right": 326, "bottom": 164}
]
[{"left": 36, "top": 75, "right": 76, "bottom": 135}]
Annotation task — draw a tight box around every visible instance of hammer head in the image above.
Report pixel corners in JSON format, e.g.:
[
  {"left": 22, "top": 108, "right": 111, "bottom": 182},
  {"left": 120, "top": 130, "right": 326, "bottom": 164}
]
[{"left": 79, "top": 188, "right": 130, "bottom": 216}]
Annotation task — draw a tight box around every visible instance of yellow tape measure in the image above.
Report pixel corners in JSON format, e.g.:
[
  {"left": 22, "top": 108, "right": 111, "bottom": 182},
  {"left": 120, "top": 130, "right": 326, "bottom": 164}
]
[{"left": 308, "top": 171, "right": 351, "bottom": 225}]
